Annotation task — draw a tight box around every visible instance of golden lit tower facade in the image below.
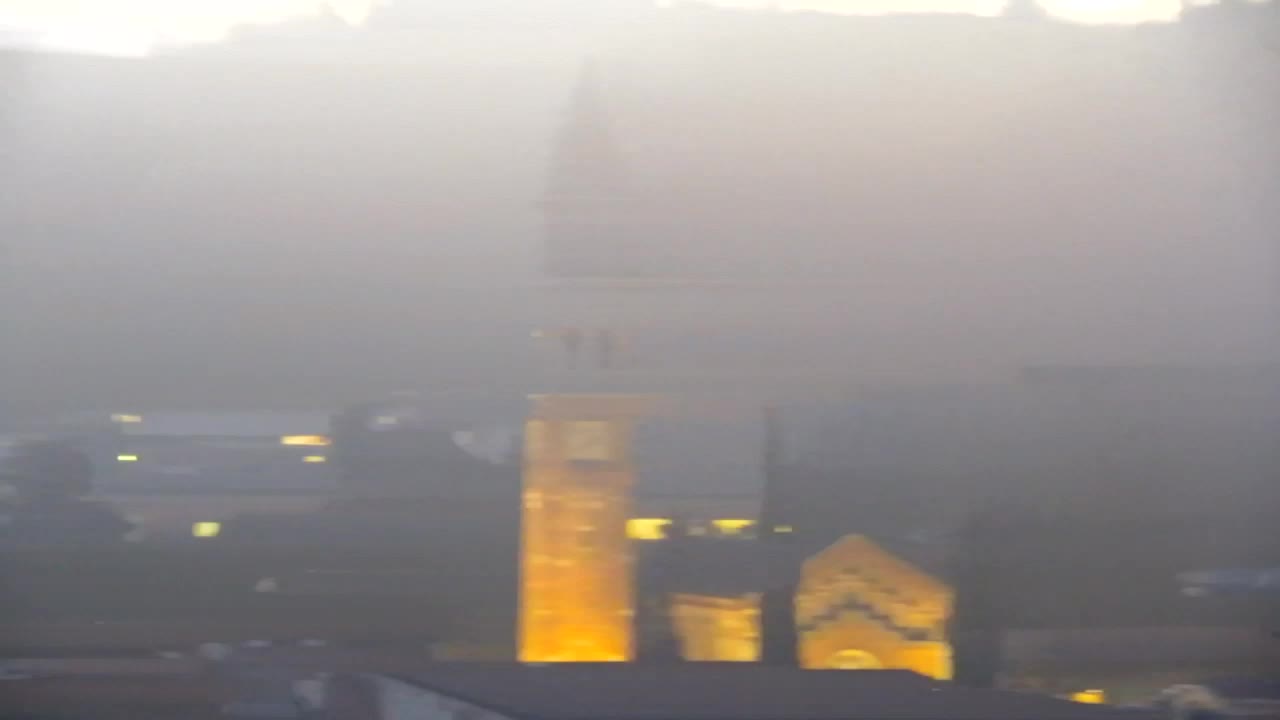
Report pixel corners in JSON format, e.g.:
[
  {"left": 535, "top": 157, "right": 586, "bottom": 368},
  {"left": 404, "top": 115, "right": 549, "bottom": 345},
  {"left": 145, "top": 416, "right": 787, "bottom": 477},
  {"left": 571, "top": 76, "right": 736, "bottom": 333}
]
[{"left": 519, "top": 394, "right": 655, "bottom": 662}]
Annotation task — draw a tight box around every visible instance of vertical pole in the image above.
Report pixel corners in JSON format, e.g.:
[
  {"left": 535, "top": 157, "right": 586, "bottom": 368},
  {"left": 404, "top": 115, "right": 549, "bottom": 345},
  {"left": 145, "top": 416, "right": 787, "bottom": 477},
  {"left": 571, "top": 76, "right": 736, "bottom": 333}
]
[
  {"left": 0, "top": 53, "right": 25, "bottom": 430},
  {"left": 950, "top": 504, "right": 1005, "bottom": 688},
  {"left": 758, "top": 406, "right": 799, "bottom": 667}
]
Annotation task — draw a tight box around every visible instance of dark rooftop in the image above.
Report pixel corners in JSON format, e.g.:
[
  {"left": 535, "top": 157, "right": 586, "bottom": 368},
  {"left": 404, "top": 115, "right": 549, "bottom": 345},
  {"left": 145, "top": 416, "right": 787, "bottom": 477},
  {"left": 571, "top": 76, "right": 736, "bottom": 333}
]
[{"left": 394, "top": 664, "right": 1154, "bottom": 720}]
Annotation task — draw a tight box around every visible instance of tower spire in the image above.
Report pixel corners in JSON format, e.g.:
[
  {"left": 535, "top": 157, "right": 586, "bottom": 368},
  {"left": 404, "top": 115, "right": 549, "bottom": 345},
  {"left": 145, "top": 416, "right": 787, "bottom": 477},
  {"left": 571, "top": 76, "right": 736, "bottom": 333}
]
[{"left": 546, "top": 60, "right": 625, "bottom": 203}]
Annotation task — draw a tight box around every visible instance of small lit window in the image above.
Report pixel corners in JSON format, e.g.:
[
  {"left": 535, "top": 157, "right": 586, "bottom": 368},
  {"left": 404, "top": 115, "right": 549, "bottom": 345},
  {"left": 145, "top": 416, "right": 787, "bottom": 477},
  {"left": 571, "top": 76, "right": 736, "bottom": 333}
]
[
  {"left": 712, "top": 518, "right": 755, "bottom": 535},
  {"left": 111, "top": 414, "right": 143, "bottom": 424},
  {"left": 192, "top": 522, "right": 221, "bottom": 538},
  {"left": 302, "top": 455, "right": 327, "bottom": 464},
  {"left": 280, "top": 435, "right": 331, "bottom": 447},
  {"left": 1070, "top": 690, "right": 1106, "bottom": 705},
  {"left": 117, "top": 454, "right": 139, "bottom": 463},
  {"left": 626, "top": 518, "right": 672, "bottom": 541}
]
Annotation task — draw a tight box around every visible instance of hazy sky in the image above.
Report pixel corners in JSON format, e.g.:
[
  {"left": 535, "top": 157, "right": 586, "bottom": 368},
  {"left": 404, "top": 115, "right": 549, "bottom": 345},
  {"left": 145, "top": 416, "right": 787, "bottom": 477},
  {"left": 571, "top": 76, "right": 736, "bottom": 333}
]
[
  {"left": 0, "top": 0, "right": 1268, "bottom": 56},
  {"left": 680, "top": 0, "right": 1190, "bottom": 23},
  {"left": 3, "top": 0, "right": 1278, "bottom": 419},
  {"left": 0, "top": 1, "right": 378, "bottom": 54}
]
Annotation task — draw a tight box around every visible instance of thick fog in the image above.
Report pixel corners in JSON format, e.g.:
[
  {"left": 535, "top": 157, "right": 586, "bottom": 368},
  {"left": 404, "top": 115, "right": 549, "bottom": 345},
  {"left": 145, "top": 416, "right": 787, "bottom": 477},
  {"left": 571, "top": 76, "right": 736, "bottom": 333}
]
[{"left": 2, "top": 0, "right": 1278, "bottom": 430}]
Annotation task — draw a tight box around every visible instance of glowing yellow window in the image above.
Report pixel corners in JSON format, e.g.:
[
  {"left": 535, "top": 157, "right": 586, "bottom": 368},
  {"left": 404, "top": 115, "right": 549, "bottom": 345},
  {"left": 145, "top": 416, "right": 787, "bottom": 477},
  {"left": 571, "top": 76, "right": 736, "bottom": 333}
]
[
  {"left": 192, "top": 522, "right": 221, "bottom": 538},
  {"left": 627, "top": 518, "right": 672, "bottom": 541},
  {"left": 712, "top": 518, "right": 755, "bottom": 535},
  {"left": 280, "top": 435, "right": 331, "bottom": 447}
]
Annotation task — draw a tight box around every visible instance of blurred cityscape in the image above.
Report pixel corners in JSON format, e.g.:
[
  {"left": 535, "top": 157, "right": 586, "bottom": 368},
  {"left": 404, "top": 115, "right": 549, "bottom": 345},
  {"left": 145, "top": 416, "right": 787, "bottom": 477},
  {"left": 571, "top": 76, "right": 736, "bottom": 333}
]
[{"left": 1, "top": 0, "right": 1278, "bottom": 715}]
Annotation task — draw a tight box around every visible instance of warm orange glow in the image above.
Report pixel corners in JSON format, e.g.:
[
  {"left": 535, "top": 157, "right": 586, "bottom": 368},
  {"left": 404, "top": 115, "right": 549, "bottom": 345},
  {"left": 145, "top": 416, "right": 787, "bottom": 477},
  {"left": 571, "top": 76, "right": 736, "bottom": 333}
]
[
  {"left": 519, "top": 395, "right": 654, "bottom": 663},
  {"left": 796, "top": 535, "right": 953, "bottom": 679},
  {"left": 829, "top": 649, "right": 885, "bottom": 669},
  {"left": 670, "top": 539, "right": 953, "bottom": 675},
  {"left": 280, "top": 435, "right": 332, "bottom": 447},
  {"left": 1070, "top": 690, "right": 1107, "bottom": 704},
  {"left": 671, "top": 593, "right": 761, "bottom": 662}
]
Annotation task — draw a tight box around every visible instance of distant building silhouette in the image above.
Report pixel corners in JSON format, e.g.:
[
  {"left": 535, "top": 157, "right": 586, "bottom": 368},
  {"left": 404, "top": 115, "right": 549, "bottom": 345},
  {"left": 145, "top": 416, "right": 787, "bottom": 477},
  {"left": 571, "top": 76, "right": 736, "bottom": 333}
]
[{"left": 0, "top": 440, "right": 131, "bottom": 546}]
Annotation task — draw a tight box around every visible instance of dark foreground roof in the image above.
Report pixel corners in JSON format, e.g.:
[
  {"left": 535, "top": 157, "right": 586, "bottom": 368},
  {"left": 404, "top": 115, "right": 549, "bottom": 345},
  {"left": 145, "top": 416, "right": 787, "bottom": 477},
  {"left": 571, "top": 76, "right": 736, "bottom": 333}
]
[{"left": 394, "top": 664, "right": 1153, "bottom": 720}]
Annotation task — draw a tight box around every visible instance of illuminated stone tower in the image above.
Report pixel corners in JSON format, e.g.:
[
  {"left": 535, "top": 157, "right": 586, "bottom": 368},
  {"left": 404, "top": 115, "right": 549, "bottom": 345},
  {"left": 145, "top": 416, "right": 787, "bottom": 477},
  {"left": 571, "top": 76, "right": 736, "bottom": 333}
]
[{"left": 519, "top": 394, "right": 655, "bottom": 662}]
